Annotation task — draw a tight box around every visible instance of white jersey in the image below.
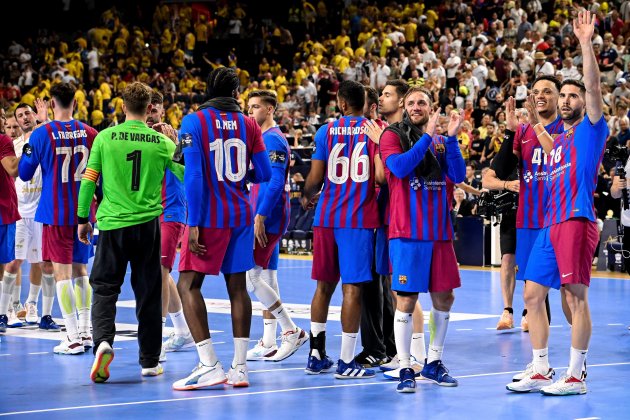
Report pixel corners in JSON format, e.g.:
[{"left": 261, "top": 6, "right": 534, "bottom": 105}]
[{"left": 13, "top": 134, "right": 42, "bottom": 218}]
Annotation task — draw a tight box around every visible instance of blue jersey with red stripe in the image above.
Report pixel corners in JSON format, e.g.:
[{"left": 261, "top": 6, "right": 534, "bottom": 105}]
[
  {"left": 180, "top": 107, "right": 266, "bottom": 228},
  {"left": 312, "top": 116, "right": 380, "bottom": 229},
  {"left": 513, "top": 116, "right": 565, "bottom": 229},
  {"left": 545, "top": 115, "right": 608, "bottom": 226},
  {"left": 250, "top": 126, "right": 291, "bottom": 235},
  {"left": 380, "top": 132, "right": 460, "bottom": 241},
  {"left": 161, "top": 169, "right": 186, "bottom": 224},
  {"left": 18, "top": 120, "right": 97, "bottom": 226}
]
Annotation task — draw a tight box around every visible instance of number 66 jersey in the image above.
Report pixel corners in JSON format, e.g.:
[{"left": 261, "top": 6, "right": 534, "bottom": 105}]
[{"left": 18, "top": 120, "right": 98, "bottom": 226}]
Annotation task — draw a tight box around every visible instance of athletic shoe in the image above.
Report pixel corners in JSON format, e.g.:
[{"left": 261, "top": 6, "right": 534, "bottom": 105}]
[
  {"left": 380, "top": 354, "right": 399, "bottom": 371},
  {"left": 506, "top": 368, "right": 554, "bottom": 393},
  {"left": 90, "top": 341, "right": 114, "bottom": 383},
  {"left": 355, "top": 350, "right": 386, "bottom": 368},
  {"left": 6, "top": 307, "right": 23, "bottom": 328},
  {"left": 397, "top": 368, "right": 417, "bottom": 393},
  {"left": 383, "top": 359, "right": 424, "bottom": 380},
  {"left": 226, "top": 364, "right": 249, "bottom": 387},
  {"left": 521, "top": 315, "right": 529, "bottom": 332},
  {"left": 247, "top": 339, "right": 278, "bottom": 361},
  {"left": 540, "top": 373, "right": 587, "bottom": 396},
  {"left": 305, "top": 354, "right": 335, "bottom": 375},
  {"left": 270, "top": 327, "right": 309, "bottom": 362},
  {"left": 159, "top": 345, "right": 168, "bottom": 362},
  {"left": 80, "top": 332, "right": 94, "bottom": 349},
  {"left": 496, "top": 311, "right": 514, "bottom": 330},
  {"left": 14, "top": 302, "right": 25, "bottom": 320},
  {"left": 0, "top": 314, "right": 7, "bottom": 332},
  {"left": 334, "top": 359, "right": 376, "bottom": 379},
  {"left": 420, "top": 360, "right": 458, "bottom": 387},
  {"left": 512, "top": 362, "right": 533, "bottom": 382},
  {"left": 25, "top": 302, "right": 38, "bottom": 324},
  {"left": 142, "top": 363, "right": 164, "bottom": 377},
  {"left": 172, "top": 362, "right": 227, "bottom": 391},
  {"left": 163, "top": 332, "right": 195, "bottom": 352},
  {"left": 53, "top": 336, "right": 85, "bottom": 355},
  {"left": 39, "top": 315, "right": 61, "bottom": 331}
]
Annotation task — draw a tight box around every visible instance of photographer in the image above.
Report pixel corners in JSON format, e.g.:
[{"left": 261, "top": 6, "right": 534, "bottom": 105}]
[{"left": 610, "top": 151, "right": 630, "bottom": 275}]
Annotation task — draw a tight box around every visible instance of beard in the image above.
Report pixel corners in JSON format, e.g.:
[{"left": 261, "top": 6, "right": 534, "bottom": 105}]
[
  {"left": 560, "top": 106, "right": 582, "bottom": 123},
  {"left": 408, "top": 113, "right": 429, "bottom": 127}
]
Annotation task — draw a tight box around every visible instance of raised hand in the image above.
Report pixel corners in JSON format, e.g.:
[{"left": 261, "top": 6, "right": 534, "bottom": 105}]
[
  {"left": 447, "top": 109, "right": 463, "bottom": 137},
  {"left": 505, "top": 96, "right": 519, "bottom": 131},
  {"left": 425, "top": 106, "right": 441, "bottom": 138},
  {"left": 524, "top": 94, "right": 542, "bottom": 127},
  {"left": 573, "top": 9, "right": 595, "bottom": 47},
  {"left": 364, "top": 119, "right": 385, "bottom": 145},
  {"left": 34, "top": 97, "right": 49, "bottom": 123}
]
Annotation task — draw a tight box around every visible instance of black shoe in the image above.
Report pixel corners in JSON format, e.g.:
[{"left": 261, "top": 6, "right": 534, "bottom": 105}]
[{"left": 354, "top": 350, "right": 385, "bottom": 368}]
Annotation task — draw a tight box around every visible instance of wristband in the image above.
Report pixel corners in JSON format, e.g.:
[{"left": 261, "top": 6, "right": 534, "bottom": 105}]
[{"left": 77, "top": 216, "right": 89, "bottom": 224}]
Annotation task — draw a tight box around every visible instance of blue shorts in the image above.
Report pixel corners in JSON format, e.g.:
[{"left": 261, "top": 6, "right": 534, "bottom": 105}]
[
  {"left": 0, "top": 223, "right": 16, "bottom": 264},
  {"left": 523, "top": 227, "right": 562, "bottom": 289},
  {"left": 375, "top": 226, "right": 391, "bottom": 276},
  {"left": 515, "top": 228, "right": 541, "bottom": 281},
  {"left": 268, "top": 242, "right": 280, "bottom": 270},
  {"left": 312, "top": 227, "right": 374, "bottom": 284}
]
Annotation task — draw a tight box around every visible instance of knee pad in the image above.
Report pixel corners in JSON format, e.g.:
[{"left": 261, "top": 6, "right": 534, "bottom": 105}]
[
  {"left": 246, "top": 266, "right": 263, "bottom": 293},
  {"left": 261, "top": 269, "right": 279, "bottom": 295}
]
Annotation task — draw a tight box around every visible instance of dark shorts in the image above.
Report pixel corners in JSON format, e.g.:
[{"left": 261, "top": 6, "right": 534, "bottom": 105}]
[
  {"left": 254, "top": 232, "right": 283, "bottom": 269},
  {"left": 160, "top": 222, "right": 185, "bottom": 271},
  {"left": 500, "top": 211, "right": 516, "bottom": 256},
  {"left": 42, "top": 224, "right": 93, "bottom": 264},
  {"left": 312, "top": 227, "right": 374, "bottom": 284},
  {"left": 0, "top": 223, "right": 16, "bottom": 264}
]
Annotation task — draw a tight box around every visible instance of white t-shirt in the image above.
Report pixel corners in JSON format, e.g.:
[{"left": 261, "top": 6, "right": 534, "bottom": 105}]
[{"left": 13, "top": 135, "right": 42, "bottom": 218}]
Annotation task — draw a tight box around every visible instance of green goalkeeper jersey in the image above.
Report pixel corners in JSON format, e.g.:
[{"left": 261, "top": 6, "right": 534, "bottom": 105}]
[{"left": 77, "top": 119, "right": 184, "bottom": 231}]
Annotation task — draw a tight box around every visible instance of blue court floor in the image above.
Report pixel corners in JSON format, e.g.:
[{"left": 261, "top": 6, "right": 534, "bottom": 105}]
[{"left": 0, "top": 257, "right": 629, "bottom": 419}]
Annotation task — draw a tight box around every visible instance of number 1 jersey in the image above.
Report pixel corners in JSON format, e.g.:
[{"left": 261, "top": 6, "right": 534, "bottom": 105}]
[{"left": 18, "top": 120, "right": 97, "bottom": 226}]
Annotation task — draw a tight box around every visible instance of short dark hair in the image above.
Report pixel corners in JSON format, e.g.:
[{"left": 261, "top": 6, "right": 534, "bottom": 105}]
[
  {"left": 15, "top": 103, "right": 34, "bottom": 114},
  {"left": 150, "top": 91, "right": 164, "bottom": 106},
  {"left": 533, "top": 75, "right": 561, "bottom": 92},
  {"left": 248, "top": 89, "right": 278, "bottom": 108},
  {"left": 122, "top": 82, "right": 152, "bottom": 115},
  {"left": 337, "top": 80, "right": 365, "bottom": 111},
  {"left": 561, "top": 79, "right": 586, "bottom": 95},
  {"left": 206, "top": 67, "right": 239, "bottom": 99},
  {"left": 50, "top": 83, "right": 76, "bottom": 108},
  {"left": 385, "top": 79, "right": 410, "bottom": 98},
  {"left": 365, "top": 86, "right": 379, "bottom": 109}
]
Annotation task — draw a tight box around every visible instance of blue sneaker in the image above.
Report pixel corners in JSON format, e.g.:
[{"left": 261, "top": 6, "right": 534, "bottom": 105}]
[
  {"left": 39, "top": 315, "right": 61, "bottom": 331},
  {"left": 397, "top": 367, "right": 417, "bottom": 393},
  {"left": 334, "top": 359, "right": 376, "bottom": 379},
  {"left": 421, "top": 360, "right": 458, "bottom": 387},
  {"left": 305, "top": 354, "right": 335, "bottom": 375},
  {"left": 0, "top": 314, "right": 7, "bottom": 333}
]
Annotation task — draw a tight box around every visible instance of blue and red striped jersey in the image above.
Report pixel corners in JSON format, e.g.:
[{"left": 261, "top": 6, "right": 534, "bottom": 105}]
[
  {"left": 161, "top": 169, "right": 186, "bottom": 224},
  {"left": 380, "top": 132, "right": 459, "bottom": 241},
  {"left": 312, "top": 116, "right": 380, "bottom": 229},
  {"left": 18, "top": 120, "right": 97, "bottom": 226},
  {"left": 513, "top": 116, "right": 565, "bottom": 229},
  {"left": 545, "top": 115, "right": 608, "bottom": 226},
  {"left": 180, "top": 107, "right": 267, "bottom": 228},
  {"left": 250, "top": 126, "right": 291, "bottom": 235},
  {"left": 0, "top": 134, "right": 19, "bottom": 225}
]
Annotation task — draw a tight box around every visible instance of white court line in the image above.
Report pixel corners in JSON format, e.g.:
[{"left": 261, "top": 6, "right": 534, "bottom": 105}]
[
  {"left": 1, "top": 362, "right": 629, "bottom": 417},
  {"left": 607, "top": 323, "right": 623, "bottom": 326},
  {"left": 27, "top": 352, "right": 49, "bottom": 355},
  {"left": 456, "top": 328, "right": 472, "bottom": 331},
  {"left": 574, "top": 417, "right": 601, "bottom": 420}
]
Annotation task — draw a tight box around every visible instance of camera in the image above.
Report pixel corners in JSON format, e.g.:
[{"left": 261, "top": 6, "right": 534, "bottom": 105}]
[
  {"left": 605, "top": 145, "right": 629, "bottom": 209},
  {"left": 477, "top": 190, "right": 518, "bottom": 220}
]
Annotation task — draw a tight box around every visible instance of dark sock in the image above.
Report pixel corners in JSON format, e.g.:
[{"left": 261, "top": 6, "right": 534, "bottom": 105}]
[
  {"left": 504, "top": 307, "right": 513, "bottom": 314},
  {"left": 522, "top": 309, "right": 528, "bottom": 317}
]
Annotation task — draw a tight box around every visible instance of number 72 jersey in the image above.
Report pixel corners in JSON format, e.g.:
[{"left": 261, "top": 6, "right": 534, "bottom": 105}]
[
  {"left": 18, "top": 120, "right": 97, "bottom": 226},
  {"left": 312, "top": 116, "right": 380, "bottom": 229}
]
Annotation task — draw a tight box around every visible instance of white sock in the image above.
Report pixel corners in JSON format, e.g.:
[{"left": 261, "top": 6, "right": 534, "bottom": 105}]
[
  {"left": 310, "top": 322, "right": 326, "bottom": 359},
  {"left": 27, "top": 283, "right": 41, "bottom": 304},
  {"left": 162, "top": 317, "right": 167, "bottom": 337},
  {"left": 196, "top": 338, "right": 218, "bottom": 366},
  {"left": 394, "top": 310, "right": 413, "bottom": 369},
  {"left": 427, "top": 308, "right": 450, "bottom": 364},
  {"left": 568, "top": 347, "right": 588, "bottom": 379},
  {"left": 56, "top": 279, "right": 79, "bottom": 341},
  {"left": 262, "top": 319, "right": 278, "bottom": 347},
  {"left": 41, "top": 274, "right": 55, "bottom": 316},
  {"left": 532, "top": 348, "right": 550, "bottom": 375},
  {"left": 169, "top": 309, "right": 189, "bottom": 336},
  {"left": 411, "top": 332, "right": 426, "bottom": 362},
  {"left": 340, "top": 331, "right": 358, "bottom": 364},
  {"left": 12, "top": 283, "right": 21, "bottom": 304},
  {"left": 233, "top": 337, "right": 249, "bottom": 367},
  {"left": 74, "top": 276, "right": 91, "bottom": 333},
  {"left": 0, "top": 273, "right": 17, "bottom": 314},
  {"left": 271, "top": 304, "right": 296, "bottom": 333}
]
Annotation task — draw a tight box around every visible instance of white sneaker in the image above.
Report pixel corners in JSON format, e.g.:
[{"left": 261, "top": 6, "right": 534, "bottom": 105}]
[
  {"left": 380, "top": 354, "right": 400, "bottom": 372},
  {"left": 227, "top": 363, "right": 249, "bottom": 387},
  {"left": 512, "top": 362, "right": 533, "bottom": 382},
  {"left": 13, "top": 302, "right": 25, "bottom": 320},
  {"left": 6, "top": 307, "right": 23, "bottom": 328},
  {"left": 246, "top": 338, "right": 278, "bottom": 361},
  {"left": 383, "top": 359, "right": 424, "bottom": 380},
  {"left": 270, "top": 327, "right": 308, "bottom": 362},
  {"left": 90, "top": 342, "right": 114, "bottom": 383},
  {"left": 25, "top": 301, "right": 38, "bottom": 324},
  {"left": 53, "top": 336, "right": 85, "bottom": 355},
  {"left": 142, "top": 363, "right": 164, "bottom": 377},
  {"left": 163, "top": 332, "right": 195, "bottom": 352},
  {"left": 541, "top": 373, "right": 587, "bottom": 396},
  {"left": 172, "top": 362, "right": 227, "bottom": 391},
  {"left": 159, "top": 345, "right": 168, "bottom": 362},
  {"left": 80, "top": 332, "right": 94, "bottom": 349},
  {"left": 506, "top": 367, "right": 554, "bottom": 392}
]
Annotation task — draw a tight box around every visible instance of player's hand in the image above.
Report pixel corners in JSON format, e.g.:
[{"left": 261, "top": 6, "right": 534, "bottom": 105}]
[
  {"left": 34, "top": 98, "right": 49, "bottom": 123},
  {"left": 153, "top": 122, "right": 178, "bottom": 143},
  {"left": 364, "top": 119, "right": 385, "bottom": 145},
  {"left": 254, "top": 214, "right": 268, "bottom": 248},
  {"left": 78, "top": 223, "right": 93, "bottom": 246},
  {"left": 447, "top": 109, "right": 463, "bottom": 137},
  {"left": 505, "top": 96, "right": 519, "bottom": 132},
  {"left": 573, "top": 10, "right": 595, "bottom": 47},
  {"left": 505, "top": 180, "right": 520, "bottom": 193},
  {"left": 612, "top": 175, "right": 627, "bottom": 191},
  {"left": 524, "top": 94, "right": 541, "bottom": 127},
  {"left": 188, "top": 226, "right": 207, "bottom": 255},
  {"left": 425, "top": 107, "right": 441, "bottom": 138}
]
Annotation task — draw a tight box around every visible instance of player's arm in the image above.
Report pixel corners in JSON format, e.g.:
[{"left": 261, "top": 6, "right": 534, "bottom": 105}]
[
  {"left": 491, "top": 127, "right": 518, "bottom": 179},
  {"left": 17, "top": 129, "right": 42, "bottom": 181},
  {"left": 257, "top": 140, "right": 289, "bottom": 218},
  {"left": 248, "top": 150, "right": 272, "bottom": 184},
  {"left": 575, "top": 10, "right": 603, "bottom": 123},
  {"left": 374, "top": 153, "right": 386, "bottom": 185},
  {"left": 77, "top": 136, "right": 102, "bottom": 224},
  {"left": 381, "top": 130, "right": 433, "bottom": 179},
  {"left": 457, "top": 182, "right": 482, "bottom": 196},
  {"left": 301, "top": 126, "right": 328, "bottom": 207},
  {"left": 482, "top": 168, "right": 519, "bottom": 192},
  {"left": 443, "top": 110, "right": 466, "bottom": 183},
  {"left": 163, "top": 138, "right": 185, "bottom": 181},
  {"left": 180, "top": 128, "right": 203, "bottom": 227},
  {"left": 0, "top": 136, "right": 19, "bottom": 177}
]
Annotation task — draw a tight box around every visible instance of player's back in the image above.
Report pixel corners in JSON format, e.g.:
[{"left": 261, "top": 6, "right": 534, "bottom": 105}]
[{"left": 312, "top": 115, "right": 379, "bottom": 229}]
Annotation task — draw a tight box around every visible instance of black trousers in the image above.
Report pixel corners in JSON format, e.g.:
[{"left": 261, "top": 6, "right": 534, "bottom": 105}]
[
  {"left": 90, "top": 217, "right": 162, "bottom": 368},
  {"left": 624, "top": 225, "right": 630, "bottom": 275},
  {"left": 360, "top": 267, "right": 396, "bottom": 359}
]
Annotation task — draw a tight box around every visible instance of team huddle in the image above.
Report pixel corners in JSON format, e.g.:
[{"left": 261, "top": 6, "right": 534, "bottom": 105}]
[{"left": 0, "top": 11, "right": 605, "bottom": 397}]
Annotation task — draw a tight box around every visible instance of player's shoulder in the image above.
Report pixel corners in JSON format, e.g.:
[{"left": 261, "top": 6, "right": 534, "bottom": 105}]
[{"left": 0, "top": 133, "right": 13, "bottom": 148}]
